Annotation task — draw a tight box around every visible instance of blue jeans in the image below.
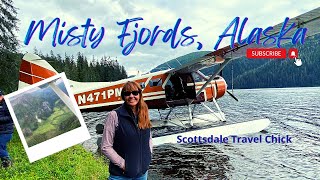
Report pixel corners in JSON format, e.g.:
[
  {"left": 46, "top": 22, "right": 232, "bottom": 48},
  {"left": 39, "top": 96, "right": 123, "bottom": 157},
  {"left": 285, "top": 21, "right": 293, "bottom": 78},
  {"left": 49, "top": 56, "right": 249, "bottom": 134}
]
[
  {"left": 0, "top": 133, "right": 13, "bottom": 159},
  {"left": 109, "top": 171, "right": 148, "bottom": 180}
]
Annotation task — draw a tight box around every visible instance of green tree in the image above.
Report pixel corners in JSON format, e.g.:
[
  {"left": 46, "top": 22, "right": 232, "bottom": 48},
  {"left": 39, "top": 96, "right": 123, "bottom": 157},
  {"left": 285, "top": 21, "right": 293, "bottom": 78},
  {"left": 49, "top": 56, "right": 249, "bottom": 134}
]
[
  {"left": 0, "top": 0, "right": 20, "bottom": 93},
  {"left": 0, "top": 0, "right": 19, "bottom": 53}
]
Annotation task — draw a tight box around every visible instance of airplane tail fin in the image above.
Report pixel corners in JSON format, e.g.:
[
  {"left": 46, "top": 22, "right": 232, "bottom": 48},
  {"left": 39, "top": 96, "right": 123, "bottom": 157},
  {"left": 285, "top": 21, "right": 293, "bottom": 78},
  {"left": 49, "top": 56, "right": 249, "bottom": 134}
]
[{"left": 19, "top": 53, "right": 58, "bottom": 89}]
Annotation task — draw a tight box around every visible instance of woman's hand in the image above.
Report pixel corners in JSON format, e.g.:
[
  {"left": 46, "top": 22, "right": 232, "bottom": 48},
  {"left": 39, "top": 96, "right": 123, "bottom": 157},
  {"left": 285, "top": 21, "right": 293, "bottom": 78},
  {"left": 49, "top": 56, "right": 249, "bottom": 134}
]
[{"left": 120, "top": 162, "right": 125, "bottom": 171}]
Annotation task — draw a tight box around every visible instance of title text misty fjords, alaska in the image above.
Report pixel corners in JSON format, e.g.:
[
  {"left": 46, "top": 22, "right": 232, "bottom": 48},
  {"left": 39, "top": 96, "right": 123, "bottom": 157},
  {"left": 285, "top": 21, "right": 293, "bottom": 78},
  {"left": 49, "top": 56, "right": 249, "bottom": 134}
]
[
  {"left": 24, "top": 17, "right": 307, "bottom": 56},
  {"left": 176, "top": 134, "right": 293, "bottom": 144}
]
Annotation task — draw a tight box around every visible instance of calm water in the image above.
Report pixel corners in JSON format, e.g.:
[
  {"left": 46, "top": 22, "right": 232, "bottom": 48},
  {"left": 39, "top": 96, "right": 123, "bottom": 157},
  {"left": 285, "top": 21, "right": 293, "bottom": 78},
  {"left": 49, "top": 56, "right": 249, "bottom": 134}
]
[{"left": 82, "top": 87, "right": 320, "bottom": 180}]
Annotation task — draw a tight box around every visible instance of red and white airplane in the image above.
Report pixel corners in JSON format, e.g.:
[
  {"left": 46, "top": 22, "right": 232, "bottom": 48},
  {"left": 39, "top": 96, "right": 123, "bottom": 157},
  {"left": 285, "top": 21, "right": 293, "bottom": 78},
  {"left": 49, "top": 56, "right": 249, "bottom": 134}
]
[{"left": 17, "top": 8, "right": 320, "bottom": 145}]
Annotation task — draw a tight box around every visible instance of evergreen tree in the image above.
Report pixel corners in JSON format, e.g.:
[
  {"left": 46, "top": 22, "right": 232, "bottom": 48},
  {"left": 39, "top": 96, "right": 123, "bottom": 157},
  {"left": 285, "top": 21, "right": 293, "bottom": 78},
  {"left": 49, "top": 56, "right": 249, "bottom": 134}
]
[{"left": 0, "top": 0, "right": 18, "bottom": 53}]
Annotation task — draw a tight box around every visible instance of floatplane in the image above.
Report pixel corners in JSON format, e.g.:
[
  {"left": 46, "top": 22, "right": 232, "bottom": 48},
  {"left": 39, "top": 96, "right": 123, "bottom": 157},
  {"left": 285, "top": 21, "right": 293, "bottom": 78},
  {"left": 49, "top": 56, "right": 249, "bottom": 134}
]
[{"left": 18, "top": 7, "right": 320, "bottom": 146}]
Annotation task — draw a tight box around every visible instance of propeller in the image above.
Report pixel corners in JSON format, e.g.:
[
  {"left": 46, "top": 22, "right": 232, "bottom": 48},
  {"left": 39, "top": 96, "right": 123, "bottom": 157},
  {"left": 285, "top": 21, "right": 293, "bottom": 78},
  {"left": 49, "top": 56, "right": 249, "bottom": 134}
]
[
  {"left": 225, "top": 61, "right": 238, "bottom": 101},
  {"left": 227, "top": 90, "right": 238, "bottom": 101}
]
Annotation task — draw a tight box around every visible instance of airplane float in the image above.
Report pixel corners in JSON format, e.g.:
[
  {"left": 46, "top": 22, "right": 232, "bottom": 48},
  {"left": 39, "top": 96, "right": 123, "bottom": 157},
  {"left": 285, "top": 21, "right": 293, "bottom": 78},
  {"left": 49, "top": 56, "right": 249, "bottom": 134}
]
[{"left": 17, "top": 7, "right": 320, "bottom": 146}]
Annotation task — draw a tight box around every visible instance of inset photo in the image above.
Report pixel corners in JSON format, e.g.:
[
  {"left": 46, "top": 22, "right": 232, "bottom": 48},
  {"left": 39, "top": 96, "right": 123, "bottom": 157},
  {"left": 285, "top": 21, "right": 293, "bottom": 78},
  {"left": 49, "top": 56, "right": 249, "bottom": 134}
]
[{"left": 4, "top": 73, "right": 90, "bottom": 162}]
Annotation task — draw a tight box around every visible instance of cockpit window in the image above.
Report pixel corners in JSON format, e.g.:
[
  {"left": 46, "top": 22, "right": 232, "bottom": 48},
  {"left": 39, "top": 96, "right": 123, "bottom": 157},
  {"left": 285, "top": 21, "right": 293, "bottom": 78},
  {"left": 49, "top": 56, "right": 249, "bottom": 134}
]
[
  {"left": 149, "top": 78, "right": 162, "bottom": 87},
  {"left": 140, "top": 82, "right": 146, "bottom": 89},
  {"left": 192, "top": 73, "right": 205, "bottom": 82}
]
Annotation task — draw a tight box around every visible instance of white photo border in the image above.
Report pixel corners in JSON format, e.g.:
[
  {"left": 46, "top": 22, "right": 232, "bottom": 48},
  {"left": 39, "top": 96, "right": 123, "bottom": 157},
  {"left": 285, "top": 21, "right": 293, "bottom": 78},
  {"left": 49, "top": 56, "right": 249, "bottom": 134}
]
[{"left": 4, "top": 73, "right": 91, "bottom": 163}]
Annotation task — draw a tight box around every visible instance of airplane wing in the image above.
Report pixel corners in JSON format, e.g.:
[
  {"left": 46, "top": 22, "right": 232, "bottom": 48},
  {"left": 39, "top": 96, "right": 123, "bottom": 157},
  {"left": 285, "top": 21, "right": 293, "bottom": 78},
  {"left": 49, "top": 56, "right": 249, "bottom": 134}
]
[
  {"left": 150, "top": 7, "right": 320, "bottom": 76},
  {"left": 150, "top": 7, "right": 320, "bottom": 97},
  {"left": 150, "top": 51, "right": 224, "bottom": 74},
  {"left": 168, "top": 51, "right": 225, "bottom": 74},
  {"left": 198, "top": 7, "right": 320, "bottom": 96},
  {"left": 208, "top": 6, "right": 320, "bottom": 62}
]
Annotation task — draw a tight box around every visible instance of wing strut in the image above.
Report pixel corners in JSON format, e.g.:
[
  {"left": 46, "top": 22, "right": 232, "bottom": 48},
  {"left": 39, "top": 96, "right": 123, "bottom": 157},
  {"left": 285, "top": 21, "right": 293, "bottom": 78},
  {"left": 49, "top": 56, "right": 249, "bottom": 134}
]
[{"left": 196, "top": 58, "right": 232, "bottom": 97}]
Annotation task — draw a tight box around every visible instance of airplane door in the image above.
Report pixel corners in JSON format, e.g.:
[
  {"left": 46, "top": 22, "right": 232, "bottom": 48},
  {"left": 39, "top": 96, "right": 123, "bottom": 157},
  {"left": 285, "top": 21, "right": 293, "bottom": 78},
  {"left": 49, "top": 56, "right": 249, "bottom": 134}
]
[
  {"left": 183, "top": 73, "right": 196, "bottom": 99},
  {"left": 165, "top": 73, "right": 196, "bottom": 100}
]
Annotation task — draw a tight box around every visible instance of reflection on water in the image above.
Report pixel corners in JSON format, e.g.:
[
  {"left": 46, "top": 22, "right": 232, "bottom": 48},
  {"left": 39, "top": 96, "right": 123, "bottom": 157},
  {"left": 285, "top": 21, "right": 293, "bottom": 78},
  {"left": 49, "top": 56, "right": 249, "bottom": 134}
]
[
  {"left": 149, "top": 144, "right": 233, "bottom": 180},
  {"left": 82, "top": 87, "right": 320, "bottom": 179}
]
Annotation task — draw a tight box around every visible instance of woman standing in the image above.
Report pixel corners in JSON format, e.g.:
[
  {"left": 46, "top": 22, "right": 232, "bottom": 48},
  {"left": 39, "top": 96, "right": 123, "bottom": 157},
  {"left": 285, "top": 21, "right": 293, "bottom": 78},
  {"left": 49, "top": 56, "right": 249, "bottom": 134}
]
[{"left": 101, "top": 81, "right": 152, "bottom": 180}]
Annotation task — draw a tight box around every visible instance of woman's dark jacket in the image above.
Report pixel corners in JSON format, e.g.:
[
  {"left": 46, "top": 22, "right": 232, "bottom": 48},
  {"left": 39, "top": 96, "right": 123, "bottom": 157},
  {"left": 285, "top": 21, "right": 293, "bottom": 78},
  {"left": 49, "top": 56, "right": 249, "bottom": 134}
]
[
  {"left": 0, "top": 100, "right": 14, "bottom": 134},
  {"left": 109, "top": 104, "right": 151, "bottom": 178}
]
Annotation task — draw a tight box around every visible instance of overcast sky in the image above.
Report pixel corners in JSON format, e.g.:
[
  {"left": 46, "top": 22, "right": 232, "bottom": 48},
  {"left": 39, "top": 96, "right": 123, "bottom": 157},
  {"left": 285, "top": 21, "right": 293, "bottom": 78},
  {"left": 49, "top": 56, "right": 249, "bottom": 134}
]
[{"left": 14, "top": 0, "right": 318, "bottom": 75}]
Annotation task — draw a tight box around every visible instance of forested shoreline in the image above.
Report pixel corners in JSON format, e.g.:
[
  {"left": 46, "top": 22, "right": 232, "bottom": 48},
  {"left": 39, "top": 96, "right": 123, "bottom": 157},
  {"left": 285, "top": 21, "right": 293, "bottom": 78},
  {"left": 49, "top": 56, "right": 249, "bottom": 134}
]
[
  {"left": 0, "top": 0, "right": 127, "bottom": 94},
  {"left": 203, "top": 34, "right": 320, "bottom": 89},
  {"left": 0, "top": 50, "right": 128, "bottom": 94}
]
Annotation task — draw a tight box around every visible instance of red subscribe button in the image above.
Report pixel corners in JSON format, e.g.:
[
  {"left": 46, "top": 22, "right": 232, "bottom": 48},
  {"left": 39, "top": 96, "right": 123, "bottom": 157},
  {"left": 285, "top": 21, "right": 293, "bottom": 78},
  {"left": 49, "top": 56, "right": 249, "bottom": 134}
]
[{"left": 247, "top": 48, "right": 286, "bottom": 59}]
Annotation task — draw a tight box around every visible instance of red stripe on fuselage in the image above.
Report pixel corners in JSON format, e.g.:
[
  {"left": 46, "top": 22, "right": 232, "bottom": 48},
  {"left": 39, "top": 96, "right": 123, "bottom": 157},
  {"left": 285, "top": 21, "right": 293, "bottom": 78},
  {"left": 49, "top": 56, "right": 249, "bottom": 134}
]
[{"left": 75, "top": 74, "right": 169, "bottom": 108}]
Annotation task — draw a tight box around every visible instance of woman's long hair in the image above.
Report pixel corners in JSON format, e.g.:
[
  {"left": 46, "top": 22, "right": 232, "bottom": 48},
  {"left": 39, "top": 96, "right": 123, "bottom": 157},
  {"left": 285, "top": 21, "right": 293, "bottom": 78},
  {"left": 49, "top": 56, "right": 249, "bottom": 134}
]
[{"left": 121, "top": 81, "right": 151, "bottom": 129}]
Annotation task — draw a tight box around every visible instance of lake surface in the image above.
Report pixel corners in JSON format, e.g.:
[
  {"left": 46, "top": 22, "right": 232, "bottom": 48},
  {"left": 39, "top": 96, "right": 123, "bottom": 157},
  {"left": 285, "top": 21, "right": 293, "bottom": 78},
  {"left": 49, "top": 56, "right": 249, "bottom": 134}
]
[{"left": 82, "top": 87, "right": 320, "bottom": 180}]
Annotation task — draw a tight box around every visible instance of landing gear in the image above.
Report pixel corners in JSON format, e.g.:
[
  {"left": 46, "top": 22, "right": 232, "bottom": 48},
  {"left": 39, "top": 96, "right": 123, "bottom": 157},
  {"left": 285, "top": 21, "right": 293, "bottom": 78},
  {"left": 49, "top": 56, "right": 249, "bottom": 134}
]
[
  {"left": 188, "top": 104, "right": 193, "bottom": 126},
  {"left": 156, "top": 98, "right": 225, "bottom": 128},
  {"left": 185, "top": 99, "right": 226, "bottom": 127},
  {"left": 201, "top": 99, "right": 226, "bottom": 122}
]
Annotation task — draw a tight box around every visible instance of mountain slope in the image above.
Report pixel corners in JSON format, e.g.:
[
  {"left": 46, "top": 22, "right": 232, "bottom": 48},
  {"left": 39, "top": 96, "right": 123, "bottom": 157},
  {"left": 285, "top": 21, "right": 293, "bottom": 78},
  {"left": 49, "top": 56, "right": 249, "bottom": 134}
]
[{"left": 204, "top": 33, "right": 320, "bottom": 89}]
